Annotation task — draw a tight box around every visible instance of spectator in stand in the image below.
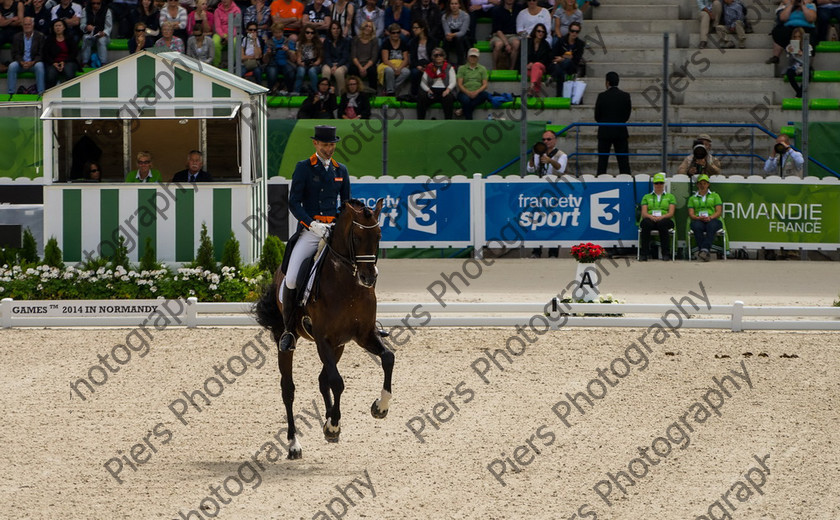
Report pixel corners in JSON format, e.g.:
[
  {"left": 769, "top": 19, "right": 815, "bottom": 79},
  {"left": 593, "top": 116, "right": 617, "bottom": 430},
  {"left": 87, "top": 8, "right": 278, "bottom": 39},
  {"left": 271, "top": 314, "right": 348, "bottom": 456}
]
[
  {"left": 418, "top": 46, "right": 456, "bottom": 119},
  {"left": 0, "top": 0, "right": 24, "bottom": 51},
  {"left": 50, "top": 0, "right": 82, "bottom": 41},
  {"left": 297, "top": 77, "right": 337, "bottom": 118},
  {"left": 350, "top": 19, "right": 379, "bottom": 90},
  {"left": 7, "top": 17, "right": 45, "bottom": 94},
  {"left": 766, "top": 0, "right": 817, "bottom": 64},
  {"left": 594, "top": 71, "right": 632, "bottom": 174},
  {"left": 687, "top": 174, "right": 723, "bottom": 262},
  {"left": 270, "top": 0, "right": 304, "bottom": 39},
  {"left": 172, "top": 151, "right": 213, "bottom": 182},
  {"left": 553, "top": 0, "right": 582, "bottom": 40},
  {"left": 110, "top": 0, "right": 136, "bottom": 39},
  {"left": 525, "top": 23, "right": 551, "bottom": 96},
  {"left": 187, "top": 21, "right": 215, "bottom": 62},
  {"left": 379, "top": 22, "right": 410, "bottom": 94},
  {"left": 638, "top": 172, "right": 676, "bottom": 261},
  {"left": 130, "top": 21, "right": 155, "bottom": 52},
  {"left": 303, "top": 0, "right": 331, "bottom": 38},
  {"left": 783, "top": 27, "right": 813, "bottom": 98},
  {"left": 126, "top": 151, "right": 162, "bottom": 183},
  {"left": 467, "top": 0, "right": 497, "bottom": 47},
  {"left": 80, "top": 0, "right": 112, "bottom": 67},
  {"left": 214, "top": 0, "right": 241, "bottom": 66},
  {"left": 322, "top": 21, "right": 350, "bottom": 93},
  {"left": 338, "top": 75, "right": 371, "bottom": 118},
  {"left": 160, "top": 0, "right": 187, "bottom": 41},
  {"left": 331, "top": 0, "right": 354, "bottom": 39},
  {"left": 763, "top": 134, "right": 804, "bottom": 177},
  {"left": 817, "top": 0, "right": 840, "bottom": 43},
  {"left": 241, "top": 21, "right": 264, "bottom": 83},
  {"left": 266, "top": 22, "right": 296, "bottom": 94},
  {"left": 154, "top": 20, "right": 185, "bottom": 51},
  {"left": 489, "top": 0, "right": 521, "bottom": 70},
  {"left": 695, "top": 0, "right": 721, "bottom": 49},
  {"left": 244, "top": 0, "right": 271, "bottom": 41},
  {"left": 442, "top": 0, "right": 469, "bottom": 66},
  {"left": 386, "top": 0, "right": 412, "bottom": 40},
  {"left": 294, "top": 25, "right": 323, "bottom": 93},
  {"left": 411, "top": 0, "right": 443, "bottom": 45},
  {"left": 715, "top": 0, "right": 746, "bottom": 48},
  {"left": 24, "top": 0, "right": 51, "bottom": 36},
  {"left": 678, "top": 135, "right": 722, "bottom": 177},
  {"left": 517, "top": 0, "right": 552, "bottom": 46},
  {"left": 187, "top": 0, "right": 213, "bottom": 35},
  {"left": 550, "top": 20, "right": 585, "bottom": 96},
  {"left": 129, "top": 0, "right": 161, "bottom": 42},
  {"left": 456, "top": 47, "right": 489, "bottom": 120},
  {"left": 355, "top": 0, "right": 384, "bottom": 38},
  {"left": 409, "top": 19, "right": 436, "bottom": 97},
  {"left": 44, "top": 18, "right": 78, "bottom": 87}
]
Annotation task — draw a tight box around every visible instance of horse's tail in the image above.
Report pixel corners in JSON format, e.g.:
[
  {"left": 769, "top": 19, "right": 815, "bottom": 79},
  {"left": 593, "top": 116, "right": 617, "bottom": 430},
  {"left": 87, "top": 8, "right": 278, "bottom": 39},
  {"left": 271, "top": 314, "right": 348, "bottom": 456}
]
[{"left": 253, "top": 276, "right": 284, "bottom": 344}]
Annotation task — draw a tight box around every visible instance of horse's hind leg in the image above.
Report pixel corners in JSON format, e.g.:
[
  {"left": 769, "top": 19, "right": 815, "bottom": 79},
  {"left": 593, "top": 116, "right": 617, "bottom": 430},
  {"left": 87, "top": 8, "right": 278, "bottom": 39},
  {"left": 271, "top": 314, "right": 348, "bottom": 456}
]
[
  {"left": 362, "top": 332, "right": 394, "bottom": 419},
  {"left": 278, "top": 351, "right": 302, "bottom": 459},
  {"left": 318, "top": 343, "right": 345, "bottom": 443}
]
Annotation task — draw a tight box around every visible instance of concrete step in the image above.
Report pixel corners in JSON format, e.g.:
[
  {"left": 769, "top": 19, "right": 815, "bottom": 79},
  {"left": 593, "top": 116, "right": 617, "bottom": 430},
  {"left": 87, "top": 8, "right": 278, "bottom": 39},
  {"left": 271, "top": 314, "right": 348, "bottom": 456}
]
[
  {"left": 688, "top": 33, "right": 773, "bottom": 50},
  {"left": 592, "top": 4, "right": 680, "bottom": 21}
]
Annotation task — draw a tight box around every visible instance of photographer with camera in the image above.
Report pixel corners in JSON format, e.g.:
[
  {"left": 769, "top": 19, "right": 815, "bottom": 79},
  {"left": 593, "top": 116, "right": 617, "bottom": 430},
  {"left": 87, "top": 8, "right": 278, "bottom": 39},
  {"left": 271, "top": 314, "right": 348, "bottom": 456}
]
[
  {"left": 677, "top": 135, "right": 721, "bottom": 178},
  {"left": 763, "top": 134, "right": 804, "bottom": 177}
]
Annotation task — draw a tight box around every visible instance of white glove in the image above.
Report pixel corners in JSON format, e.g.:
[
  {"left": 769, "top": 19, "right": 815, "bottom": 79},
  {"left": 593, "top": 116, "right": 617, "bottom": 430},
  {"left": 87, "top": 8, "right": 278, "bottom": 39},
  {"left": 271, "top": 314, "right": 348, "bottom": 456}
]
[{"left": 309, "top": 221, "right": 330, "bottom": 238}]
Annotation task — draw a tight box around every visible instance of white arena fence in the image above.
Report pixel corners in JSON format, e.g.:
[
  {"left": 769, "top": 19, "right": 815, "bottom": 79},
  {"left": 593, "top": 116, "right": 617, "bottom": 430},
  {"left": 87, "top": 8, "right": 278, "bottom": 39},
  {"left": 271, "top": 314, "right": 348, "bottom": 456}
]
[{"left": 2, "top": 298, "right": 839, "bottom": 331}]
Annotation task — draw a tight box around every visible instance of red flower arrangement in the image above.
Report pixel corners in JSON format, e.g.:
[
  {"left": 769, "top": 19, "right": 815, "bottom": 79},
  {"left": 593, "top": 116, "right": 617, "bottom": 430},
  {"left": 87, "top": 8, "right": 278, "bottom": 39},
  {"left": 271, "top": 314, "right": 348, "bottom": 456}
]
[{"left": 570, "top": 242, "right": 606, "bottom": 263}]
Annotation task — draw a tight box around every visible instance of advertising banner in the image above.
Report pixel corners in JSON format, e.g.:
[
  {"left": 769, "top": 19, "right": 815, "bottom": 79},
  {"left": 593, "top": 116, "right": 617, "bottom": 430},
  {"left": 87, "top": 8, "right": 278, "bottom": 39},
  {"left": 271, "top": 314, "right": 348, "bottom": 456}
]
[
  {"left": 718, "top": 182, "right": 840, "bottom": 247},
  {"left": 482, "top": 178, "right": 638, "bottom": 246}
]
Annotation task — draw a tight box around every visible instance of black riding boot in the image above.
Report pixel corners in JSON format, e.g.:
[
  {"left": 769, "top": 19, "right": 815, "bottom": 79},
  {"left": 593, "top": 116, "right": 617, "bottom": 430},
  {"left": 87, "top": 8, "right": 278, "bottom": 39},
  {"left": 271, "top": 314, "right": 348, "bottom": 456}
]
[{"left": 279, "top": 286, "right": 298, "bottom": 352}]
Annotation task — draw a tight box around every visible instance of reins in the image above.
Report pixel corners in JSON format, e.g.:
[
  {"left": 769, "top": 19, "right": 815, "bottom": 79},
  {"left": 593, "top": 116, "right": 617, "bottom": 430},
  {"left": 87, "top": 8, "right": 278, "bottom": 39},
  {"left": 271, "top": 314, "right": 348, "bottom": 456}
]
[{"left": 323, "top": 205, "right": 380, "bottom": 276}]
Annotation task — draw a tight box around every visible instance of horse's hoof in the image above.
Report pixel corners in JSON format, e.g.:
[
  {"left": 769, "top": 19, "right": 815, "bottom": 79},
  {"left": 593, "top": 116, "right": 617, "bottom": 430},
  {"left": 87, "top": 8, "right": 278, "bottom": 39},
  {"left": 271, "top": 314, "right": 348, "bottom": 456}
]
[
  {"left": 287, "top": 447, "right": 302, "bottom": 460},
  {"left": 371, "top": 400, "right": 389, "bottom": 419},
  {"left": 323, "top": 420, "right": 341, "bottom": 442}
]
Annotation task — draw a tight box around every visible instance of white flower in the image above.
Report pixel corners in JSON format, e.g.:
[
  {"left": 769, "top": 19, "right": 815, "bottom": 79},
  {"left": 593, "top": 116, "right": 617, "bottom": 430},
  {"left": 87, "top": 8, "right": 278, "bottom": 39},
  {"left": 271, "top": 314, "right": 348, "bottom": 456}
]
[
  {"left": 173, "top": 276, "right": 179, "bottom": 281},
  {"left": 36, "top": 283, "right": 43, "bottom": 290},
  {"left": 189, "top": 289, "right": 195, "bottom": 295},
  {"left": 209, "top": 284, "right": 217, "bottom": 291},
  {"left": 0, "top": 287, "right": 4, "bottom": 293},
  {"left": 121, "top": 275, "right": 129, "bottom": 282},
  {"left": 26, "top": 268, "right": 36, "bottom": 275},
  {"left": 63, "top": 272, "right": 74, "bottom": 280},
  {"left": 97, "top": 267, "right": 105, "bottom": 275},
  {"left": 210, "top": 274, "right": 220, "bottom": 284},
  {"left": 90, "top": 276, "right": 98, "bottom": 283},
  {"left": 150, "top": 286, "right": 157, "bottom": 293}
]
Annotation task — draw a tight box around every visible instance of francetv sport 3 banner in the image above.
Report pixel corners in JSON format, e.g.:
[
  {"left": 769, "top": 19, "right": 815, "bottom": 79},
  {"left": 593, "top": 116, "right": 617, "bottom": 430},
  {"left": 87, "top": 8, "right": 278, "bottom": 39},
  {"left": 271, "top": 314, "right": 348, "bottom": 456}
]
[{"left": 478, "top": 177, "right": 638, "bottom": 247}]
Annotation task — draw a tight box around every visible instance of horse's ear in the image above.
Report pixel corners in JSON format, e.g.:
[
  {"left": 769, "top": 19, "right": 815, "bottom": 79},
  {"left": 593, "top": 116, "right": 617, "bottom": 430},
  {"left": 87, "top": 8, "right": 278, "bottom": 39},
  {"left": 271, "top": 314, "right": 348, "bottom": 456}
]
[{"left": 373, "top": 198, "right": 384, "bottom": 219}]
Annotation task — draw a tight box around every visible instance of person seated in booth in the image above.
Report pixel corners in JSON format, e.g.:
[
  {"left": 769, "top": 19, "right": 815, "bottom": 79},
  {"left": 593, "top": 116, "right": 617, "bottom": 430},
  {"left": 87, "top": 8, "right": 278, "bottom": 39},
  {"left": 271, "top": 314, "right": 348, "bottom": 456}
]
[
  {"left": 126, "top": 151, "right": 163, "bottom": 183},
  {"left": 82, "top": 161, "right": 102, "bottom": 181},
  {"left": 638, "top": 172, "right": 676, "bottom": 262},
  {"left": 687, "top": 173, "right": 723, "bottom": 262},
  {"left": 172, "top": 150, "right": 213, "bottom": 182},
  {"left": 763, "top": 134, "right": 804, "bottom": 178}
]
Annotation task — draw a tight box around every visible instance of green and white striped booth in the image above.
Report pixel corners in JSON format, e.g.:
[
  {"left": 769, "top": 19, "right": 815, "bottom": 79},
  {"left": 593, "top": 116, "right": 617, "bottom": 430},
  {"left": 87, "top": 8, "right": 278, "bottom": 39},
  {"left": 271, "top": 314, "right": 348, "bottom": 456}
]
[{"left": 40, "top": 50, "right": 268, "bottom": 263}]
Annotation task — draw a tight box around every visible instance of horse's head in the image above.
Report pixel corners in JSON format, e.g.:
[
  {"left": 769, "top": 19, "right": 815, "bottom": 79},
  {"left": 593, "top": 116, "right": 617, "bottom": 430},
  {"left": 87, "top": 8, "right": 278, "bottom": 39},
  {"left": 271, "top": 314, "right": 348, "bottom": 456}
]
[{"left": 334, "top": 198, "right": 383, "bottom": 288}]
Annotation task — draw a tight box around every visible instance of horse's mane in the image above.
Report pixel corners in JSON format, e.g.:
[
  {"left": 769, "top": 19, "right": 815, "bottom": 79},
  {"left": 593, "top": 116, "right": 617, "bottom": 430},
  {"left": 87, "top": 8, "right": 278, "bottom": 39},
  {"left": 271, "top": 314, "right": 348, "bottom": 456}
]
[{"left": 339, "top": 198, "right": 375, "bottom": 221}]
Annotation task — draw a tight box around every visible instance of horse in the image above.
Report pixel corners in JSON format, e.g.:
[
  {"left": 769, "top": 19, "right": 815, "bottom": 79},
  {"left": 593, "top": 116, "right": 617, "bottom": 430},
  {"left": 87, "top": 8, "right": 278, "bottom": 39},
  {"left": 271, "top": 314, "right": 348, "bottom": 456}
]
[{"left": 254, "top": 198, "right": 394, "bottom": 459}]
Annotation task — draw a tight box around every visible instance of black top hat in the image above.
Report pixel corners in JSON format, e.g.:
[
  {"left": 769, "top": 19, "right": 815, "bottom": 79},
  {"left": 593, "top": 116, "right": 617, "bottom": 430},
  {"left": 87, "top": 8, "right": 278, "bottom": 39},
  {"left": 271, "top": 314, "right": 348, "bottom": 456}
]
[{"left": 311, "top": 125, "right": 341, "bottom": 143}]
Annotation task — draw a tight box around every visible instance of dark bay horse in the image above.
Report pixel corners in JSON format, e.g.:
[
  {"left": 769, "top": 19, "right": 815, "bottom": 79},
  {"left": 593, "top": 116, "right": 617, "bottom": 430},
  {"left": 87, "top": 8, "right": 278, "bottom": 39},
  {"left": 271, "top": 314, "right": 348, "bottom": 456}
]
[{"left": 254, "top": 198, "right": 394, "bottom": 459}]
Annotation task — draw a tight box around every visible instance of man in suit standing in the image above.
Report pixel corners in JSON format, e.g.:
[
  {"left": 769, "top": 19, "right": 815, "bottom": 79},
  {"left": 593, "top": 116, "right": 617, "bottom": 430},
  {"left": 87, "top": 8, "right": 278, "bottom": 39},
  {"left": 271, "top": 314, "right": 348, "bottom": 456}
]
[
  {"left": 172, "top": 150, "right": 213, "bottom": 182},
  {"left": 594, "top": 71, "right": 632, "bottom": 175},
  {"left": 7, "top": 18, "right": 46, "bottom": 95}
]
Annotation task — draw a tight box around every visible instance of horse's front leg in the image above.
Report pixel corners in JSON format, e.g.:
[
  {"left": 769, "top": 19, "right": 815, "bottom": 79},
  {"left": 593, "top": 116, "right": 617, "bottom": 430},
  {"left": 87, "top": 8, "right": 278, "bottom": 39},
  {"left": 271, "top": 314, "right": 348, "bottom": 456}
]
[
  {"left": 362, "top": 331, "right": 394, "bottom": 419},
  {"left": 278, "top": 350, "right": 302, "bottom": 459},
  {"left": 318, "top": 343, "right": 345, "bottom": 443}
]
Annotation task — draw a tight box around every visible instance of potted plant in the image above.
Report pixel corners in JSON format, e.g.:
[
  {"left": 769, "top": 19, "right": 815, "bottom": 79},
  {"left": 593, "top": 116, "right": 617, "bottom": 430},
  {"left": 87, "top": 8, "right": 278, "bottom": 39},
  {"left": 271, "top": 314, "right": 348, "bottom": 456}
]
[{"left": 569, "top": 242, "right": 607, "bottom": 302}]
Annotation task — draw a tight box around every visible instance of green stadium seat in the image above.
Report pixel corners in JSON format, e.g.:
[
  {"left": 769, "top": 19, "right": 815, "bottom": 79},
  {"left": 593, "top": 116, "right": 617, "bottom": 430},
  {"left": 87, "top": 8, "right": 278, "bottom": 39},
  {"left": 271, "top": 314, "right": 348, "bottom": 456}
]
[
  {"left": 779, "top": 126, "right": 796, "bottom": 138},
  {"left": 9, "top": 93, "right": 41, "bottom": 101},
  {"left": 813, "top": 70, "right": 840, "bottom": 82},
  {"left": 489, "top": 70, "right": 519, "bottom": 81},
  {"left": 370, "top": 96, "right": 398, "bottom": 108},
  {"left": 475, "top": 41, "right": 491, "bottom": 53},
  {"left": 288, "top": 96, "right": 307, "bottom": 108},
  {"left": 816, "top": 41, "right": 840, "bottom": 52},
  {"left": 781, "top": 98, "right": 840, "bottom": 110},
  {"left": 108, "top": 39, "right": 129, "bottom": 51},
  {"left": 266, "top": 96, "right": 287, "bottom": 108}
]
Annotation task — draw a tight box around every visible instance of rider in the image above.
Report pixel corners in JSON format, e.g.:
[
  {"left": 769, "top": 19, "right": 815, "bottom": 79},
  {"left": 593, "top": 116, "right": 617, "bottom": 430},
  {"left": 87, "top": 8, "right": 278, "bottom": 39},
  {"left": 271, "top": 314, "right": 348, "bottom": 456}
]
[{"left": 280, "top": 125, "right": 351, "bottom": 352}]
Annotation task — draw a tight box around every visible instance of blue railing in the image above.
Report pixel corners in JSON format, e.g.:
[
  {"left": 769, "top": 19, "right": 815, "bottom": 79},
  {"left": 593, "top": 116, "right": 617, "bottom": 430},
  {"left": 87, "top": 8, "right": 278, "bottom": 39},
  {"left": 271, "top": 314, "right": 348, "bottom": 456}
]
[{"left": 486, "top": 122, "right": 840, "bottom": 178}]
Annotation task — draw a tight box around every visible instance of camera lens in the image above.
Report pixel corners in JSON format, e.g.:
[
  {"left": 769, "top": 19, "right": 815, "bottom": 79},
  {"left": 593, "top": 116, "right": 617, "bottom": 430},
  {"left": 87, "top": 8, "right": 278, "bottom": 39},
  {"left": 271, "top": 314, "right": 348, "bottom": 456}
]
[{"left": 775, "top": 143, "right": 787, "bottom": 154}]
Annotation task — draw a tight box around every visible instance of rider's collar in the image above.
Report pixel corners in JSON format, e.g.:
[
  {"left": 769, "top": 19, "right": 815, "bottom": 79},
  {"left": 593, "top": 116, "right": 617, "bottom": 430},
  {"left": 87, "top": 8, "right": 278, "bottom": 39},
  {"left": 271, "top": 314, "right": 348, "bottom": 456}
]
[{"left": 310, "top": 153, "right": 339, "bottom": 169}]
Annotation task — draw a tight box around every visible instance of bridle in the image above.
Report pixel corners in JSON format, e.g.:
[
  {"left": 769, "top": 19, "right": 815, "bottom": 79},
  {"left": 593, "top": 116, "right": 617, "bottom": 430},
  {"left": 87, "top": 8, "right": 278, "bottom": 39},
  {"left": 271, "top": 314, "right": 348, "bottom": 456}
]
[{"left": 324, "top": 206, "right": 380, "bottom": 277}]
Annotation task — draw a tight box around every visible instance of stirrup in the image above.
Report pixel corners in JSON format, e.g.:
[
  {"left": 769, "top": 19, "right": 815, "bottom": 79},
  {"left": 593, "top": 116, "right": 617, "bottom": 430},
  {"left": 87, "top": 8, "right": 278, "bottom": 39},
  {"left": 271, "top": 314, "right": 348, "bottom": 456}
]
[
  {"left": 279, "top": 331, "right": 296, "bottom": 352},
  {"left": 376, "top": 320, "right": 390, "bottom": 338}
]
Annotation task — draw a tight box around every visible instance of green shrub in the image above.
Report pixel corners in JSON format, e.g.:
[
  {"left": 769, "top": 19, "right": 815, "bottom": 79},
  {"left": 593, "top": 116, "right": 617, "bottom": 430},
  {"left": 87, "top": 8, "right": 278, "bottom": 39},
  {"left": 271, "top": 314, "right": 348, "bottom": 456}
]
[
  {"left": 140, "top": 237, "right": 158, "bottom": 272},
  {"left": 221, "top": 231, "right": 242, "bottom": 271},
  {"left": 110, "top": 235, "right": 130, "bottom": 270},
  {"left": 20, "top": 228, "right": 38, "bottom": 264},
  {"left": 0, "top": 247, "right": 17, "bottom": 266},
  {"left": 258, "top": 235, "right": 285, "bottom": 274},
  {"left": 193, "top": 223, "right": 217, "bottom": 272},
  {"left": 43, "top": 237, "right": 64, "bottom": 269}
]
